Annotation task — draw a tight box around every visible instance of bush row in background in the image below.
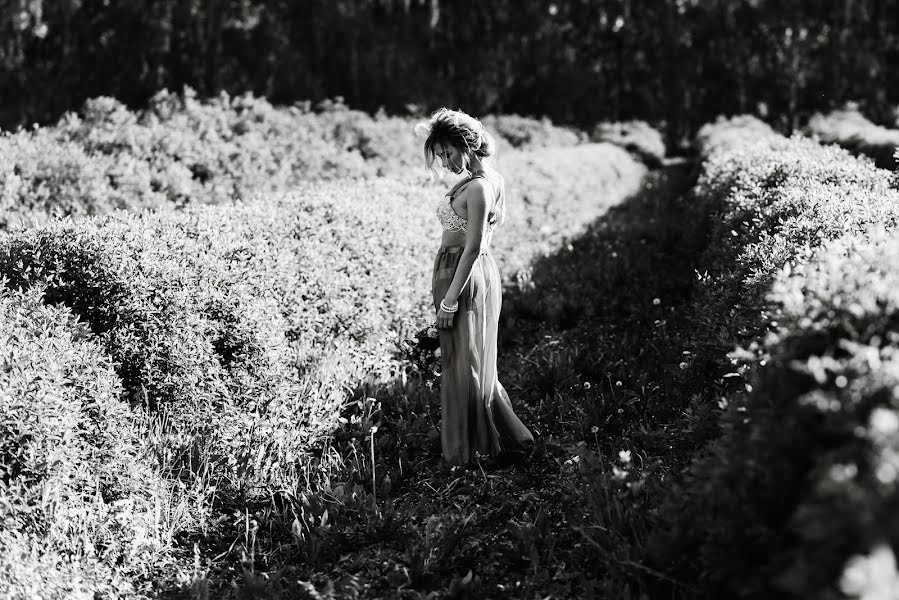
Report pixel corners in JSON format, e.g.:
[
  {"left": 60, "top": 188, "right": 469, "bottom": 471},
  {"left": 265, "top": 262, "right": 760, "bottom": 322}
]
[
  {"left": 692, "top": 113, "right": 778, "bottom": 157},
  {"left": 0, "top": 89, "right": 591, "bottom": 230},
  {"left": 0, "top": 287, "right": 167, "bottom": 599},
  {"left": 804, "top": 106, "right": 899, "bottom": 170},
  {"left": 648, "top": 116, "right": 899, "bottom": 598},
  {"left": 591, "top": 120, "right": 667, "bottom": 167}
]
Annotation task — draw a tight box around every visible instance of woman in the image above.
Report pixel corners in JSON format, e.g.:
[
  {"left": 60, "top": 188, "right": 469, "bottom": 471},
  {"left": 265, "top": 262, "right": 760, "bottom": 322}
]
[{"left": 418, "top": 108, "right": 534, "bottom": 467}]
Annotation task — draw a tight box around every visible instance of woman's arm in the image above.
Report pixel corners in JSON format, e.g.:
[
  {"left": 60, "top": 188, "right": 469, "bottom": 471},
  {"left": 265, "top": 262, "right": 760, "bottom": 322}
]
[{"left": 436, "top": 180, "right": 490, "bottom": 328}]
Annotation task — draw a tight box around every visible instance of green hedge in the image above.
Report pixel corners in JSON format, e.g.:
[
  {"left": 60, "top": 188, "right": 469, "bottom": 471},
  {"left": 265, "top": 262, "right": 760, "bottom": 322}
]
[
  {"left": 649, "top": 117, "right": 899, "bottom": 597},
  {"left": 805, "top": 107, "right": 899, "bottom": 170},
  {"left": 0, "top": 287, "right": 160, "bottom": 598}
]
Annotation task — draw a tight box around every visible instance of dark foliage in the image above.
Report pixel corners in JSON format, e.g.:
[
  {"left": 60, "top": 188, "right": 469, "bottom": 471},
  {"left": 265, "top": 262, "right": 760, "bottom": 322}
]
[{"left": 2, "top": 0, "right": 899, "bottom": 145}]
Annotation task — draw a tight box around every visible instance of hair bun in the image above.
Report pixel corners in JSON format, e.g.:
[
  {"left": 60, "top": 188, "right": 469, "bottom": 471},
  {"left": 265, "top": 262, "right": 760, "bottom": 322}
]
[
  {"left": 477, "top": 125, "right": 496, "bottom": 158},
  {"left": 413, "top": 121, "right": 432, "bottom": 140}
]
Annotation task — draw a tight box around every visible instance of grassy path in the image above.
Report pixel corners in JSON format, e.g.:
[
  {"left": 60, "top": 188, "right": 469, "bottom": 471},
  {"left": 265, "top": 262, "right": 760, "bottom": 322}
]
[{"left": 160, "top": 159, "right": 704, "bottom": 599}]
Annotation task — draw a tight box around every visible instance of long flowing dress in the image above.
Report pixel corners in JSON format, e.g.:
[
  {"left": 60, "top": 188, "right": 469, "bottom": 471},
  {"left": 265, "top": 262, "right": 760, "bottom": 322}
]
[{"left": 431, "top": 174, "right": 534, "bottom": 465}]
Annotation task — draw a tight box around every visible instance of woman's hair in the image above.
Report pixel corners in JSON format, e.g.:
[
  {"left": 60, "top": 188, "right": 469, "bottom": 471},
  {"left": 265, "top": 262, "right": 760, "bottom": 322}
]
[
  {"left": 416, "top": 108, "right": 497, "bottom": 177},
  {"left": 416, "top": 108, "right": 505, "bottom": 226}
]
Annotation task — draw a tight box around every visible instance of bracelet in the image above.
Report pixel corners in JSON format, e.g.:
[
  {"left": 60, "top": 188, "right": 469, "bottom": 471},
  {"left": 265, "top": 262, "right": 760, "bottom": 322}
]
[{"left": 440, "top": 299, "right": 459, "bottom": 313}]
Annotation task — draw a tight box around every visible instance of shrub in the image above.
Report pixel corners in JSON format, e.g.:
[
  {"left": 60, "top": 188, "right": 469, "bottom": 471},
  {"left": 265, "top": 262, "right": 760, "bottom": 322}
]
[
  {"left": 649, "top": 118, "right": 899, "bottom": 597},
  {"left": 2, "top": 91, "right": 600, "bottom": 229},
  {"left": 654, "top": 230, "right": 899, "bottom": 598},
  {"left": 693, "top": 114, "right": 778, "bottom": 157},
  {"left": 804, "top": 107, "right": 899, "bottom": 170},
  {"left": 687, "top": 130, "right": 898, "bottom": 361},
  {"left": 0, "top": 127, "right": 171, "bottom": 231},
  {"left": 590, "top": 120, "right": 666, "bottom": 167},
  {"left": 495, "top": 143, "right": 646, "bottom": 293},
  {"left": 480, "top": 113, "right": 583, "bottom": 150},
  {"left": 0, "top": 287, "right": 159, "bottom": 598}
]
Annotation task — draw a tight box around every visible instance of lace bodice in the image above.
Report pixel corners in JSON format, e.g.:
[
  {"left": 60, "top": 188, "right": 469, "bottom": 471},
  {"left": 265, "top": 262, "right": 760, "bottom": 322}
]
[
  {"left": 435, "top": 194, "right": 470, "bottom": 232},
  {"left": 435, "top": 174, "right": 501, "bottom": 233}
]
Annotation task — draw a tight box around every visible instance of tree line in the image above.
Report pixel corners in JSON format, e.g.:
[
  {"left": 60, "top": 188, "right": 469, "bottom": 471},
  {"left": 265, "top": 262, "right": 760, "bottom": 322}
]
[{"left": 2, "top": 0, "right": 897, "bottom": 143}]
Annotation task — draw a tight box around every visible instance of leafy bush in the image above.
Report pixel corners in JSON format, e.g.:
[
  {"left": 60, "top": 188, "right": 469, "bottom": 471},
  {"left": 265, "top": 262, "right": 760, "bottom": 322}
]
[
  {"left": 0, "top": 127, "right": 171, "bottom": 231},
  {"left": 590, "top": 120, "right": 666, "bottom": 167},
  {"left": 1, "top": 91, "right": 601, "bottom": 230},
  {"left": 805, "top": 107, "right": 899, "bottom": 170},
  {"left": 654, "top": 229, "right": 899, "bottom": 598},
  {"left": 649, "top": 118, "right": 899, "bottom": 597},
  {"left": 0, "top": 287, "right": 160, "bottom": 598},
  {"left": 687, "top": 127, "right": 897, "bottom": 363},
  {"left": 693, "top": 114, "right": 778, "bottom": 157},
  {"left": 481, "top": 113, "right": 583, "bottom": 149},
  {"left": 495, "top": 143, "right": 647, "bottom": 292}
]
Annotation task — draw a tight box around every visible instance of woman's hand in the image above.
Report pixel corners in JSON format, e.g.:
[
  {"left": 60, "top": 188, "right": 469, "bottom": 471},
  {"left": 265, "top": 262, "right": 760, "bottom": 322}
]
[
  {"left": 436, "top": 307, "right": 456, "bottom": 329},
  {"left": 437, "top": 301, "right": 457, "bottom": 329}
]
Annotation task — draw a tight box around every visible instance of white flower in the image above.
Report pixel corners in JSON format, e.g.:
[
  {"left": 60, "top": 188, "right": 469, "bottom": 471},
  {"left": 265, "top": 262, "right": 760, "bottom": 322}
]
[
  {"left": 840, "top": 543, "right": 899, "bottom": 599},
  {"left": 618, "top": 450, "right": 631, "bottom": 464},
  {"left": 870, "top": 408, "right": 899, "bottom": 437}
]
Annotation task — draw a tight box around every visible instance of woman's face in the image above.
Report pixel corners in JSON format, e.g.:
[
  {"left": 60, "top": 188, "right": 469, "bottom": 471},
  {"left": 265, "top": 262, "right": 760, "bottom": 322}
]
[{"left": 433, "top": 142, "right": 465, "bottom": 174}]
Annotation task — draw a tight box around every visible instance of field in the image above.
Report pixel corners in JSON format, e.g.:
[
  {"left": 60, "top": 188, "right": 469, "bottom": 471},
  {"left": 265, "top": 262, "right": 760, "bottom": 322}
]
[{"left": 2, "top": 89, "right": 899, "bottom": 599}]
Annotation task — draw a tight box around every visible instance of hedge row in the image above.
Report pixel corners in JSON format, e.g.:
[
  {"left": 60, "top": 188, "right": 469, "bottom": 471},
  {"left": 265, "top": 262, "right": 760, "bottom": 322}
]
[
  {"left": 649, "top": 117, "right": 899, "bottom": 598},
  {"left": 692, "top": 113, "right": 778, "bottom": 157},
  {"left": 804, "top": 107, "right": 899, "bottom": 170},
  {"left": 591, "top": 120, "right": 667, "bottom": 167},
  {"left": 0, "top": 287, "right": 162, "bottom": 599},
  {"left": 0, "top": 89, "right": 588, "bottom": 230}
]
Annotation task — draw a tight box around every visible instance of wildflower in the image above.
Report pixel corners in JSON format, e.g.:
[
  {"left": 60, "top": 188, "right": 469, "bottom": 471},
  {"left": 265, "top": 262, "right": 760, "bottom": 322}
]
[
  {"left": 618, "top": 450, "right": 631, "bottom": 463},
  {"left": 590, "top": 426, "right": 599, "bottom": 434},
  {"left": 652, "top": 298, "right": 660, "bottom": 305},
  {"left": 583, "top": 381, "right": 592, "bottom": 389},
  {"left": 615, "top": 380, "right": 622, "bottom": 387}
]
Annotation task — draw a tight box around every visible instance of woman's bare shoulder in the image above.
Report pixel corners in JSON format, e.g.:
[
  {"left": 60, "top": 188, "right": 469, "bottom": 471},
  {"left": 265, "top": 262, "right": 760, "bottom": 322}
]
[{"left": 456, "top": 178, "right": 491, "bottom": 204}]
